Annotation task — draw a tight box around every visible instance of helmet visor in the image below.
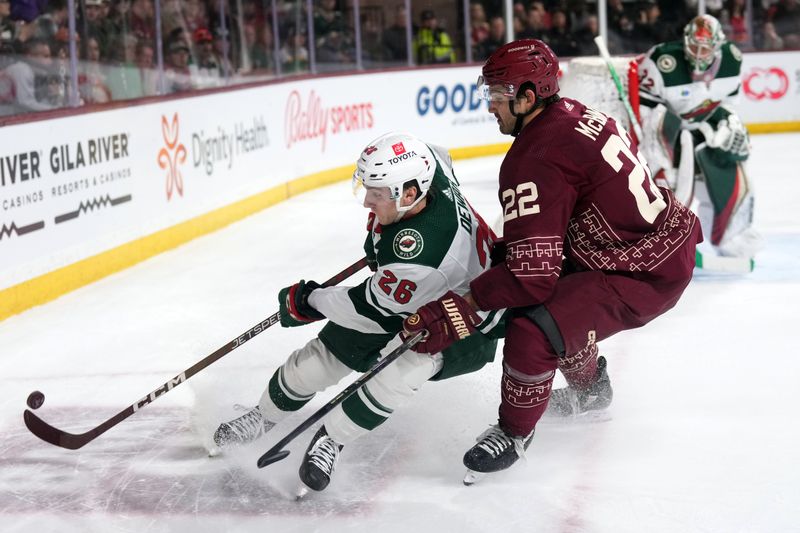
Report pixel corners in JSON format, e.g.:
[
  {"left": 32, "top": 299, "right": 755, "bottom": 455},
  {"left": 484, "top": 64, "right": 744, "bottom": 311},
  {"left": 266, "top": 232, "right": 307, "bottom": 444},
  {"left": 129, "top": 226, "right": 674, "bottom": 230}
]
[
  {"left": 477, "top": 75, "right": 517, "bottom": 101},
  {"left": 352, "top": 171, "right": 395, "bottom": 204},
  {"left": 352, "top": 171, "right": 367, "bottom": 204}
]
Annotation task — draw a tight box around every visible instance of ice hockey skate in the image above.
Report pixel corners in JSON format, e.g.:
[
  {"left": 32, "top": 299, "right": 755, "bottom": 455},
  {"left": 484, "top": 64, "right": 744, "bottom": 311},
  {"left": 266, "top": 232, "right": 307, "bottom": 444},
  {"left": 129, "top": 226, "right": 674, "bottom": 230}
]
[
  {"left": 543, "top": 356, "right": 613, "bottom": 421},
  {"left": 296, "top": 426, "right": 343, "bottom": 497},
  {"left": 212, "top": 406, "right": 276, "bottom": 450},
  {"left": 462, "top": 424, "right": 534, "bottom": 485}
]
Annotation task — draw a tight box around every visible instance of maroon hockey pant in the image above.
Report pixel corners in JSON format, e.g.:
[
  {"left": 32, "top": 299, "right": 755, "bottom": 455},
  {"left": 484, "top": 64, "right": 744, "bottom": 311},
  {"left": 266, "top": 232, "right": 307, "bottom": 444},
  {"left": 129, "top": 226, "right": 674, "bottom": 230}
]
[{"left": 499, "top": 270, "right": 692, "bottom": 436}]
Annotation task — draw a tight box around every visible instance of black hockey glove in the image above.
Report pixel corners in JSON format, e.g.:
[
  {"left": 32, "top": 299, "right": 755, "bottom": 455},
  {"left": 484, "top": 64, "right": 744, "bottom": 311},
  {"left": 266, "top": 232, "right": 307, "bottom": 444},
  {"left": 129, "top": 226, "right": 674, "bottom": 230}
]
[
  {"left": 279, "top": 280, "right": 325, "bottom": 327},
  {"left": 490, "top": 240, "right": 507, "bottom": 267}
]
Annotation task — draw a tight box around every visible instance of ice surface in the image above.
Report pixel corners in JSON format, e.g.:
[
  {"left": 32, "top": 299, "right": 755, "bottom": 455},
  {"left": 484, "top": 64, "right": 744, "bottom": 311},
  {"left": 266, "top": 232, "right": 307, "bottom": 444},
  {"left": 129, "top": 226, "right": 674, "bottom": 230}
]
[{"left": 1, "top": 134, "right": 798, "bottom": 533}]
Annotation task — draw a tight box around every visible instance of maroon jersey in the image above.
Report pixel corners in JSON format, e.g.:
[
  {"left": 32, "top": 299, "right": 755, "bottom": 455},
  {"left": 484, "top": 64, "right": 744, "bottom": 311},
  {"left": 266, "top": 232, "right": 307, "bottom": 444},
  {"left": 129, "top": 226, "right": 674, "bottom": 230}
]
[{"left": 471, "top": 97, "right": 702, "bottom": 311}]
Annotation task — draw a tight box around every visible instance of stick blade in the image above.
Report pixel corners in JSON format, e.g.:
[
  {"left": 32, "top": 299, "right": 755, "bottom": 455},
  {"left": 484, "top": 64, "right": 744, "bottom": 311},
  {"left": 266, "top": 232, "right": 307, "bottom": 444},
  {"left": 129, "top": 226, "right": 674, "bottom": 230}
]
[
  {"left": 24, "top": 410, "right": 87, "bottom": 450},
  {"left": 257, "top": 449, "right": 290, "bottom": 468}
]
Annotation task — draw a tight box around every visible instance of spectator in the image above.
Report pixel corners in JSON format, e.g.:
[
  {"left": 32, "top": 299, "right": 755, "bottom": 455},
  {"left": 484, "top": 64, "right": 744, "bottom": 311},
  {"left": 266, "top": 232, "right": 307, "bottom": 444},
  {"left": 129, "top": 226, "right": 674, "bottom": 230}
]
[
  {"left": 190, "top": 27, "right": 222, "bottom": 88},
  {"left": 1, "top": 0, "right": 15, "bottom": 66},
  {"left": 566, "top": 0, "right": 591, "bottom": 33},
  {"left": 49, "top": 32, "right": 73, "bottom": 105},
  {"left": 316, "top": 29, "right": 353, "bottom": 68},
  {"left": 280, "top": 26, "right": 309, "bottom": 74},
  {"left": 761, "top": 20, "right": 785, "bottom": 50},
  {"left": 359, "top": 11, "right": 384, "bottom": 63},
  {"left": 547, "top": 9, "right": 579, "bottom": 57},
  {"left": 633, "top": 1, "right": 673, "bottom": 51},
  {"left": 608, "top": 12, "right": 638, "bottom": 54},
  {"left": 574, "top": 14, "right": 599, "bottom": 56},
  {"left": 413, "top": 9, "right": 455, "bottom": 64},
  {"left": 772, "top": 0, "right": 800, "bottom": 48},
  {"left": 79, "top": 34, "right": 111, "bottom": 103},
  {"left": 105, "top": 33, "right": 145, "bottom": 100},
  {"left": 530, "top": 1, "right": 551, "bottom": 29},
  {"left": 721, "top": 0, "right": 750, "bottom": 49},
  {"left": 382, "top": 5, "right": 412, "bottom": 62},
  {"left": 517, "top": 3, "right": 547, "bottom": 40},
  {"left": 607, "top": 0, "right": 630, "bottom": 30},
  {"left": 164, "top": 37, "right": 192, "bottom": 93},
  {"left": 314, "top": 0, "right": 347, "bottom": 45},
  {"left": 160, "top": 0, "right": 186, "bottom": 43},
  {"left": 242, "top": 22, "right": 274, "bottom": 73},
  {"left": 31, "top": 0, "right": 69, "bottom": 45},
  {"left": 2, "top": 39, "right": 57, "bottom": 113},
  {"left": 187, "top": 0, "right": 210, "bottom": 32},
  {"left": 134, "top": 39, "right": 157, "bottom": 94},
  {"left": 470, "top": 2, "right": 490, "bottom": 56},
  {"left": 81, "top": 0, "right": 114, "bottom": 60},
  {"left": 129, "top": 0, "right": 155, "bottom": 42},
  {"left": 476, "top": 15, "right": 506, "bottom": 60}
]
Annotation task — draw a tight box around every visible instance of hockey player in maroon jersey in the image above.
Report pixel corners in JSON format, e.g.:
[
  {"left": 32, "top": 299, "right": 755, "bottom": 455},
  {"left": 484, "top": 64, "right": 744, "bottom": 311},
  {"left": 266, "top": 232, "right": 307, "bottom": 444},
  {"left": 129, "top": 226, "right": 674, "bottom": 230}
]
[{"left": 403, "top": 39, "right": 702, "bottom": 483}]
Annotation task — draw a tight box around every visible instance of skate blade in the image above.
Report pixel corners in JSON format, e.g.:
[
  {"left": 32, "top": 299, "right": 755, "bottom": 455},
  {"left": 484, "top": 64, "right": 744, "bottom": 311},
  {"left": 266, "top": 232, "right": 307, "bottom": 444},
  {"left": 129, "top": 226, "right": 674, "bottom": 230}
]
[
  {"left": 295, "top": 484, "right": 310, "bottom": 500},
  {"left": 463, "top": 470, "right": 485, "bottom": 486}
]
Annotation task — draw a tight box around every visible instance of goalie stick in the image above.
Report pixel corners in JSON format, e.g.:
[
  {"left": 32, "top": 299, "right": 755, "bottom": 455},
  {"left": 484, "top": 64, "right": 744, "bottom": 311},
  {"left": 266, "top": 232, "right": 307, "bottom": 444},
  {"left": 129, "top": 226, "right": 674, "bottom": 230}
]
[
  {"left": 257, "top": 331, "right": 425, "bottom": 468},
  {"left": 593, "top": 35, "right": 644, "bottom": 142},
  {"left": 23, "top": 257, "right": 369, "bottom": 450}
]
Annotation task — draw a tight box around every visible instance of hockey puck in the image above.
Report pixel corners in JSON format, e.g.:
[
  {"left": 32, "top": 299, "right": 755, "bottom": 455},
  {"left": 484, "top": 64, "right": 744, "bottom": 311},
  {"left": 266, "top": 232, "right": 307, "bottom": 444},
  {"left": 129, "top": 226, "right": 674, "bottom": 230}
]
[{"left": 27, "top": 391, "right": 45, "bottom": 410}]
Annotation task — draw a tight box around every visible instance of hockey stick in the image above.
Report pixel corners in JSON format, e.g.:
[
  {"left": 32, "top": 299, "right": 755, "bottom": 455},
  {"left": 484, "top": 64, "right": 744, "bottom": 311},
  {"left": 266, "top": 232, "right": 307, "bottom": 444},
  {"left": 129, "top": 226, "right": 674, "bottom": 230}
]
[
  {"left": 23, "top": 257, "right": 369, "bottom": 450},
  {"left": 257, "top": 331, "right": 425, "bottom": 468},
  {"left": 593, "top": 36, "right": 644, "bottom": 142}
]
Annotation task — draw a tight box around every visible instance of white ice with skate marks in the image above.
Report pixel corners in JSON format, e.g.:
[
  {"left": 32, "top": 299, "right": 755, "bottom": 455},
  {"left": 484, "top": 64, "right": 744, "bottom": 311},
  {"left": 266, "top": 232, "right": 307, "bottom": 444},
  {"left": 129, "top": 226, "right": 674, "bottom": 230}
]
[{"left": 0, "top": 133, "right": 798, "bottom": 532}]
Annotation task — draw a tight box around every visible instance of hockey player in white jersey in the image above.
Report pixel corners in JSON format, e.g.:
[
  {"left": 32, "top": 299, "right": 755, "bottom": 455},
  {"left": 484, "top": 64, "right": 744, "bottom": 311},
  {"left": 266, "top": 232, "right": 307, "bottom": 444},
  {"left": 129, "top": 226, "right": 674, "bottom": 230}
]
[
  {"left": 637, "top": 14, "right": 761, "bottom": 264},
  {"left": 212, "top": 132, "right": 504, "bottom": 495}
]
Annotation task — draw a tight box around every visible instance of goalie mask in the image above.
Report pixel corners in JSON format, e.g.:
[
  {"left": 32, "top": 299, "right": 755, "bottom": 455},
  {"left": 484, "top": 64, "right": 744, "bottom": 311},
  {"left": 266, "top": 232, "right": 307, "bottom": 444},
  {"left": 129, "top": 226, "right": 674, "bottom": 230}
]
[
  {"left": 352, "top": 132, "right": 435, "bottom": 216},
  {"left": 684, "top": 15, "right": 725, "bottom": 74}
]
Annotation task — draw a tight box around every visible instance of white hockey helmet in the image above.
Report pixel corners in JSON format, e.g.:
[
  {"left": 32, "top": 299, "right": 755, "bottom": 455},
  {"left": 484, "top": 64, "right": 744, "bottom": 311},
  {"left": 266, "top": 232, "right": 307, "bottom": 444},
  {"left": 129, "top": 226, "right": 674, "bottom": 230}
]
[
  {"left": 352, "top": 132, "right": 435, "bottom": 214},
  {"left": 683, "top": 15, "right": 725, "bottom": 73}
]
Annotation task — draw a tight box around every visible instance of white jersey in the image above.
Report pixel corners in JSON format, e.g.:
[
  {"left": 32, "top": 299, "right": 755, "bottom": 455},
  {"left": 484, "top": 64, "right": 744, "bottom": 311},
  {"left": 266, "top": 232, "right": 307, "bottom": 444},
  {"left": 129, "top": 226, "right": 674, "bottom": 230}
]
[
  {"left": 310, "top": 147, "right": 501, "bottom": 335},
  {"left": 638, "top": 40, "right": 743, "bottom": 124}
]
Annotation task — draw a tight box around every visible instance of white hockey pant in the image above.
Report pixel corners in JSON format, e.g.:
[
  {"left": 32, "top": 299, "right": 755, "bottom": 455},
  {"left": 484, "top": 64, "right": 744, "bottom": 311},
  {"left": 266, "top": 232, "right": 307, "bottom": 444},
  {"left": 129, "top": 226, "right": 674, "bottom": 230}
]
[{"left": 259, "top": 337, "right": 443, "bottom": 445}]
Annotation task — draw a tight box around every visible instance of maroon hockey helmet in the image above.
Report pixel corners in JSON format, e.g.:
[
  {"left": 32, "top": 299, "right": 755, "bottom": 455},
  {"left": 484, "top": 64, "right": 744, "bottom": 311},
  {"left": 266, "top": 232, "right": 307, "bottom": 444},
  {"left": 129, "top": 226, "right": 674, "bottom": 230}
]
[{"left": 478, "top": 39, "right": 560, "bottom": 102}]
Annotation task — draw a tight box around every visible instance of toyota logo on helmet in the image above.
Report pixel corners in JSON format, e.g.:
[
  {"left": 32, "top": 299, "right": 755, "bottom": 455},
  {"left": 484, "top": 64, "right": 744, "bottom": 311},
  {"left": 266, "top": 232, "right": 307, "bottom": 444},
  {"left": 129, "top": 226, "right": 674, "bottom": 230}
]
[{"left": 477, "top": 39, "right": 560, "bottom": 103}]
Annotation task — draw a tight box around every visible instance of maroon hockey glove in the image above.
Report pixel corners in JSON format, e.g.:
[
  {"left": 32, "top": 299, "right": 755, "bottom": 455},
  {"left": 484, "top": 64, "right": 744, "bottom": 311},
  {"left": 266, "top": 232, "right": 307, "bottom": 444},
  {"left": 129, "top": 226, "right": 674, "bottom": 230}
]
[
  {"left": 403, "top": 291, "right": 481, "bottom": 354},
  {"left": 279, "top": 280, "right": 325, "bottom": 327}
]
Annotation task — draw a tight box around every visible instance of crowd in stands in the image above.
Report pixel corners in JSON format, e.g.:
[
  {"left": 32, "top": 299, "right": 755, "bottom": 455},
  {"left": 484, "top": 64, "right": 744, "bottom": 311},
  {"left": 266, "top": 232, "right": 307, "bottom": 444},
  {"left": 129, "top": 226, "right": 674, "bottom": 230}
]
[{"left": 1, "top": 0, "right": 799, "bottom": 116}]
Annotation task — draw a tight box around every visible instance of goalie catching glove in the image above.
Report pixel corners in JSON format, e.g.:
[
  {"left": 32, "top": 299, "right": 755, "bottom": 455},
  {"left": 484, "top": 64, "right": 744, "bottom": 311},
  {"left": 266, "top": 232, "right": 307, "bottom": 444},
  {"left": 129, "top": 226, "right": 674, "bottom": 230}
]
[
  {"left": 279, "top": 280, "right": 325, "bottom": 327},
  {"left": 402, "top": 291, "right": 481, "bottom": 354}
]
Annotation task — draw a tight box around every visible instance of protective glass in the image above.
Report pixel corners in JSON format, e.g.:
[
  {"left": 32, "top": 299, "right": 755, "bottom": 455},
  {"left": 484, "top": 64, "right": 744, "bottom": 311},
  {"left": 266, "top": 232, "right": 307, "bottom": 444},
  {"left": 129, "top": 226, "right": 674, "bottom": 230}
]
[{"left": 476, "top": 75, "right": 517, "bottom": 101}]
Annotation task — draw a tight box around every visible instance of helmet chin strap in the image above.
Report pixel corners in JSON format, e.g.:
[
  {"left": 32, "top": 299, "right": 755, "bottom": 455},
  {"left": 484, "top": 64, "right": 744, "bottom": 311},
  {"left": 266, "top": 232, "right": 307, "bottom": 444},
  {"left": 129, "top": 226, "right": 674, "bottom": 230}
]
[
  {"left": 392, "top": 192, "right": 427, "bottom": 224},
  {"left": 508, "top": 96, "right": 541, "bottom": 137}
]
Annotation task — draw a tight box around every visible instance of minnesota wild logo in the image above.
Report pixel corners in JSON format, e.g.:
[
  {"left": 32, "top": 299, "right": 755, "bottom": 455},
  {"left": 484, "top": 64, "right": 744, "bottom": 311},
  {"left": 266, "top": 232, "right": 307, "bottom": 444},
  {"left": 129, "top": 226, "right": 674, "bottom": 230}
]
[
  {"left": 393, "top": 229, "right": 424, "bottom": 259},
  {"left": 657, "top": 54, "right": 677, "bottom": 73}
]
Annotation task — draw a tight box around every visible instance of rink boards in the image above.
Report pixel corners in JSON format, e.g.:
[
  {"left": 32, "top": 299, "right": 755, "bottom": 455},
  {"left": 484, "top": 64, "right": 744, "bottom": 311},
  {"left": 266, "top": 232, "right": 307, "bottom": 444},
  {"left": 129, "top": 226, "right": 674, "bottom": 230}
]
[{"left": 1, "top": 50, "right": 798, "bottom": 320}]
